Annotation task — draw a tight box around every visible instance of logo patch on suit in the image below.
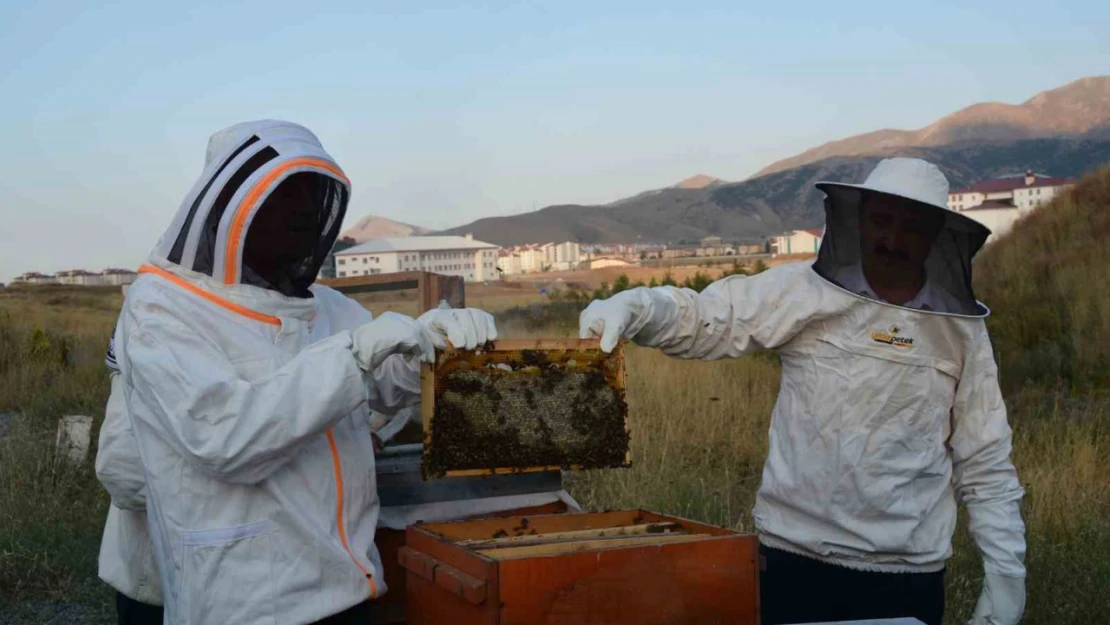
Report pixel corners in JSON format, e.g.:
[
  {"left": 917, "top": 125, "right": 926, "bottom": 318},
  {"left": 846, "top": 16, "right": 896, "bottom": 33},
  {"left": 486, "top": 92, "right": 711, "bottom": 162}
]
[{"left": 871, "top": 325, "right": 915, "bottom": 348}]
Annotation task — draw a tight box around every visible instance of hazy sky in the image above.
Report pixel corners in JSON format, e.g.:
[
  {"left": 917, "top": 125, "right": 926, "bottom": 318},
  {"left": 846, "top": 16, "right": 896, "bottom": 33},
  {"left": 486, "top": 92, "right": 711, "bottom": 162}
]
[{"left": 1, "top": 0, "right": 1107, "bottom": 281}]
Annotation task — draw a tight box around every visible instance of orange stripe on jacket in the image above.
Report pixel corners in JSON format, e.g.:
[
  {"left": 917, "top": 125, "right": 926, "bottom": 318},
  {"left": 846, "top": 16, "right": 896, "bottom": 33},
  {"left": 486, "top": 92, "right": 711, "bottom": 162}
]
[
  {"left": 223, "top": 158, "right": 349, "bottom": 285},
  {"left": 138, "top": 265, "right": 281, "bottom": 326},
  {"left": 325, "top": 429, "right": 377, "bottom": 597}
]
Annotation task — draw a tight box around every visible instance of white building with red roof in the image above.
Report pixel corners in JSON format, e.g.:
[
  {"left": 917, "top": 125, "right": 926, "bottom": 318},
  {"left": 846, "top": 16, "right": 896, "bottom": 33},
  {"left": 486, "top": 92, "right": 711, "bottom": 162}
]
[
  {"left": 12, "top": 272, "right": 57, "bottom": 285},
  {"left": 948, "top": 171, "right": 1076, "bottom": 242},
  {"left": 55, "top": 269, "right": 104, "bottom": 286},
  {"left": 100, "top": 268, "right": 139, "bottom": 286}
]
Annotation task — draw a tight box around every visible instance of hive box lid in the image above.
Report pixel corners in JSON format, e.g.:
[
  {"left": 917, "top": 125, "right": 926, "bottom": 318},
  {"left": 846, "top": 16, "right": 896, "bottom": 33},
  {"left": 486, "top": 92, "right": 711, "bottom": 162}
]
[{"left": 401, "top": 510, "right": 759, "bottom": 625}]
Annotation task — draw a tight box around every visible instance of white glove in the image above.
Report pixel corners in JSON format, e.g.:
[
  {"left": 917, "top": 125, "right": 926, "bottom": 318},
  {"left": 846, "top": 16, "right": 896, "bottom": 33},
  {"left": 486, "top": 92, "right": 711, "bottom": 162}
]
[
  {"left": 578, "top": 290, "right": 649, "bottom": 353},
  {"left": 351, "top": 312, "right": 434, "bottom": 371},
  {"left": 370, "top": 405, "right": 416, "bottom": 445},
  {"left": 417, "top": 306, "right": 497, "bottom": 350},
  {"left": 969, "top": 573, "right": 1025, "bottom": 625}
]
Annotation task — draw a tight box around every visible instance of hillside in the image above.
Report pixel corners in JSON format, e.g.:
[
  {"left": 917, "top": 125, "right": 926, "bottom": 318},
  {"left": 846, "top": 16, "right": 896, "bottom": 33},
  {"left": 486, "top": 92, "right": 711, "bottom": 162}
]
[
  {"left": 673, "top": 174, "right": 723, "bottom": 190},
  {"left": 441, "top": 76, "right": 1110, "bottom": 246},
  {"left": 340, "top": 214, "right": 429, "bottom": 242},
  {"left": 756, "top": 75, "right": 1110, "bottom": 176},
  {"left": 441, "top": 137, "right": 1110, "bottom": 245},
  {"left": 975, "top": 165, "right": 1110, "bottom": 391},
  {"left": 607, "top": 174, "right": 725, "bottom": 207}
]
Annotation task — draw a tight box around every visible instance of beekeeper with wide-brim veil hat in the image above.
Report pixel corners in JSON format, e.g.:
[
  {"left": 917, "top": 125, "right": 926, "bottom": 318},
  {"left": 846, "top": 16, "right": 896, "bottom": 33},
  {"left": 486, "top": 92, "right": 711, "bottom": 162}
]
[{"left": 579, "top": 158, "right": 1026, "bottom": 625}]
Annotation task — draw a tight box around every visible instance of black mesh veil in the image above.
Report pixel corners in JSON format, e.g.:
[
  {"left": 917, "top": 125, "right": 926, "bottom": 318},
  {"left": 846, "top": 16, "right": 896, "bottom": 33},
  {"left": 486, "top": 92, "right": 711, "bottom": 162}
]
[
  {"left": 239, "top": 172, "right": 349, "bottom": 298},
  {"left": 812, "top": 185, "right": 991, "bottom": 317},
  {"left": 192, "top": 147, "right": 280, "bottom": 277}
]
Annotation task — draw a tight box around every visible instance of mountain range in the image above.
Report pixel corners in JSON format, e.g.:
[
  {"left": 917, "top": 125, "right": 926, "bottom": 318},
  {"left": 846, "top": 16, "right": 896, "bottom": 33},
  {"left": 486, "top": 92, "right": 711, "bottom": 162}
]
[
  {"left": 755, "top": 76, "right": 1110, "bottom": 176},
  {"left": 438, "top": 76, "right": 1110, "bottom": 245}
]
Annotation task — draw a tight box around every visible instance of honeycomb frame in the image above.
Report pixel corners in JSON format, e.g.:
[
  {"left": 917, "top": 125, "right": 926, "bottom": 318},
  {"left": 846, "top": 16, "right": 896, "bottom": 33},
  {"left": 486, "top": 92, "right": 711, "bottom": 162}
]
[{"left": 420, "top": 339, "right": 629, "bottom": 479}]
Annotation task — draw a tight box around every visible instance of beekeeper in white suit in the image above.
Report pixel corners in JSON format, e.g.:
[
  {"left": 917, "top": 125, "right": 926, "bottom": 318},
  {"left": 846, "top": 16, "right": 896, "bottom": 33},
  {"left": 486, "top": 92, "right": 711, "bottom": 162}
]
[
  {"left": 580, "top": 158, "right": 1025, "bottom": 625},
  {"left": 102, "top": 120, "right": 496, "bottom": 625},
  {"left": 96, "top": 333, "right": 164, "bottom": 625}
]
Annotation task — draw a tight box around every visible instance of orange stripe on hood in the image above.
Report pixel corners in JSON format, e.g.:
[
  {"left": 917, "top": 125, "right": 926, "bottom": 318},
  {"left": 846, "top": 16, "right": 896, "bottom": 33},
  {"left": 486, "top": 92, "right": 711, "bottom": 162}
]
[
  {"left": 223, "top": 157, "right": 349, "bottom": 285},
  {"left": 138, "top": 265, "right": 281, "bottom": 326}
]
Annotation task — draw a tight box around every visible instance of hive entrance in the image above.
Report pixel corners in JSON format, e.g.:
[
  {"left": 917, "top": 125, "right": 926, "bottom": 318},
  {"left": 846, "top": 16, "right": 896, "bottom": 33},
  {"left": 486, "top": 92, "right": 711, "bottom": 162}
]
[{"left": 421, "top": 340, "right": 629, "bottom": 479}]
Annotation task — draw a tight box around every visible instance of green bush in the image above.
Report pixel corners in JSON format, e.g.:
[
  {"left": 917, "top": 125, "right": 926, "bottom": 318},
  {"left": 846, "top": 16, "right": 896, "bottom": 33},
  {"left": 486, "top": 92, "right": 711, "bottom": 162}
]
[{"left": 681, "top": 271, "right": 714, "bottom": 292}]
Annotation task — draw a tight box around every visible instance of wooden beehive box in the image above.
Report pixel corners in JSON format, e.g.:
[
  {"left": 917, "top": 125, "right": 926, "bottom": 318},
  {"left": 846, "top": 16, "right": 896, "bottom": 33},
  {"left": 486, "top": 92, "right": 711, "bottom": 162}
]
[
  {"left": 420, "top": 339, "right": 629, "bottom": 479},
  {"left": 399, "top": 510, "right": 759, "bottom": 625}
]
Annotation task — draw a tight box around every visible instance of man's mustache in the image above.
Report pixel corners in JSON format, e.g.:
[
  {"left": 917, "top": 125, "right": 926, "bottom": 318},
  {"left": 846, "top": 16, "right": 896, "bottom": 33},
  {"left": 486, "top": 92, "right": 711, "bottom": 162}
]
[{"left": 873, "top": 245, "right": 909, "bottom": 262}]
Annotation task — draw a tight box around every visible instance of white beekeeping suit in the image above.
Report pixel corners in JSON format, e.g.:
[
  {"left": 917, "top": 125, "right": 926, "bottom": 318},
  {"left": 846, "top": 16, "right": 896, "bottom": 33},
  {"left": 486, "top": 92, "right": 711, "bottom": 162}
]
[
  {"left": 96, "top": 332, "right": 162, "bottom": 608},
  {"left": 581, "top": 158, "right": 1025, "bottom": 625},
  {"left": 101, "top": 120, "right": 495, "bottom": 625}
]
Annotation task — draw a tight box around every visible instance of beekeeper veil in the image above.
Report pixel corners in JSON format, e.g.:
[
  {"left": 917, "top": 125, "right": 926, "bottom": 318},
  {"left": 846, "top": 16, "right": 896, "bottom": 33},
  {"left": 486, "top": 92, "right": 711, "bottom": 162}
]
[
  {"left": 151, "top": 120, "right": 350, "bottom": 298},
  {"left": 812, "top": 158, "right": 992, "bottom": 317}
]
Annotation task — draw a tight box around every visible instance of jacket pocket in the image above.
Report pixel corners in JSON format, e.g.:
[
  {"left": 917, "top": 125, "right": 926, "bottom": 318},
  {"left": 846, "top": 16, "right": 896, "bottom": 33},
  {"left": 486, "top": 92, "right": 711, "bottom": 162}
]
[
  {"left": 180, "top": 520, "right": 274, "bottom": 625},
  {"left": 812, "top": 337, "right": 956, "bottom": 520}
]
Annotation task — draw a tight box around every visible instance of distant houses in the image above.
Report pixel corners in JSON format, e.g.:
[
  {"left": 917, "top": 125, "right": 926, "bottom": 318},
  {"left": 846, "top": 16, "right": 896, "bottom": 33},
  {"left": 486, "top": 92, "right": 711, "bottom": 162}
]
[
  {"left": 319, "top": 232, "right": 771, "bottom": 282},
  {"left": 654, "top": 236, "right": 765, "bottom": 260},
  {"left": 496, "top": 237, "right": 766, "bottom": 274},
  {"left": 497, "top": 241, "right": 583, "bottom": 275},
  {"left": 14, "top": 272, "right": 56, "bottom": 285},
  {"left": 948, "top": 170, "right": 1076, "bottom": 242},
  {"left": 771, "top": 229, "right": 823, "bottom": 257},
  {"left": 12, "top": 268, "right": 138, "bottom": 287}
]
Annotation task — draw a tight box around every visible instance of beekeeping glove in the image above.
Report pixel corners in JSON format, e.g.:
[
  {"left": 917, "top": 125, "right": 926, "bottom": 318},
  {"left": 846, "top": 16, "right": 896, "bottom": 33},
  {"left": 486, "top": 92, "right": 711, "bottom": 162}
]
[
  {"left": 370, "top": 405, "right": 416, "bottom": 446},
  {"left": 351, "top": 312, "right": 435, "bottom": 371},
  {"left": 579, "top": 287, "right": 677, "bottom": 353},
  {"left": 969, "top": 572, "right": 1025, "bottom": 625},
  {"left": 417, "top": 304, "right": 498, "bottom": 350}
]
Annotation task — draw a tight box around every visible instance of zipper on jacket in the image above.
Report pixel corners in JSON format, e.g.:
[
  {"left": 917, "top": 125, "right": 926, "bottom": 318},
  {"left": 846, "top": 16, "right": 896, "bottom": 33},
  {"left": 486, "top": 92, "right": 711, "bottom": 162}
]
[{"left": 325, "top": 429, "right": 377, "bottom": 598}]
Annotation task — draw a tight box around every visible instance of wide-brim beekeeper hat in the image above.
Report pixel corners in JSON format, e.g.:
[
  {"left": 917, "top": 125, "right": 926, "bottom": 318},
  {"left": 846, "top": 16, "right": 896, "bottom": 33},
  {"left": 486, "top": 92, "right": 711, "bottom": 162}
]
[{"left": 811, "top": 157, "right": 992, "bottom": 316}]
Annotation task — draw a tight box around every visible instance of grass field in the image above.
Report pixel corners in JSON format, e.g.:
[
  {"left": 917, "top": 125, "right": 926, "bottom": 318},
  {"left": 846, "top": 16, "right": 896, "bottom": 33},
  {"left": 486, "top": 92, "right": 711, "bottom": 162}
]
[{"left": 2, "top": 170, "right": 1109, "bottom": 623}]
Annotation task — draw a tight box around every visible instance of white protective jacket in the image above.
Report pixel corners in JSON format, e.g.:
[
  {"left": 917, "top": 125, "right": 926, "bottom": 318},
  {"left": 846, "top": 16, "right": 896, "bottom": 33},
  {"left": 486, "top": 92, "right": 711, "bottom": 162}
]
[
  {"left": 109, "top": 121, "right": 421, "bottom": 625},
  {"left": 607, "top": 262, "right": 1025, "bottom": 577},
  {"left": 96, "top": 370, "right": 162, "bottom": 606}
]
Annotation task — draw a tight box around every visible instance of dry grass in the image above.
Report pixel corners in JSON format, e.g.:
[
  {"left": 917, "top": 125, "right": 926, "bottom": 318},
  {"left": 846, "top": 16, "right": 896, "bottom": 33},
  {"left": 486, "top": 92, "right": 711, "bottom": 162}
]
[
  {"left": 507, "top": 265, "right": 730, "bottom": 289},
  {"left": 0, "top": 287, "right": 118, "bottom": 623},
  {"left": 350, "top": 282, "right": 548, "bottom": 319}
]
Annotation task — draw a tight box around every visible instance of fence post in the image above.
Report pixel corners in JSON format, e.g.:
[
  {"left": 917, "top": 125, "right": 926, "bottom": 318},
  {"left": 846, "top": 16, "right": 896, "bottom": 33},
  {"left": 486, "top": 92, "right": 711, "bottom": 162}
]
[{"left": 55, "top": 415, "right": 92, "bottom": 466}]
